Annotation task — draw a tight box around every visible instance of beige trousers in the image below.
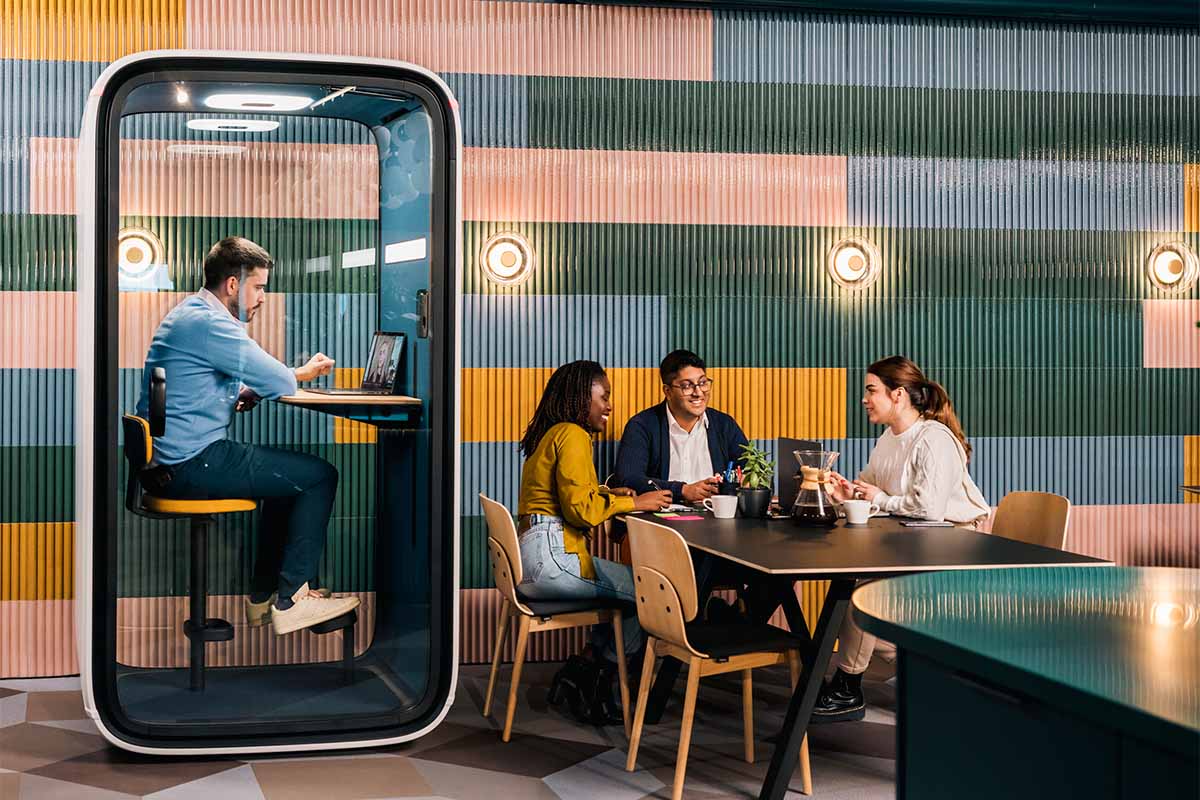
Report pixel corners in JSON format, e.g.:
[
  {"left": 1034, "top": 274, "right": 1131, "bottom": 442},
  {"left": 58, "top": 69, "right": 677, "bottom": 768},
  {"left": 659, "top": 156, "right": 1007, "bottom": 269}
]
[{"left": 830, "top": 581, "right": 896, "bottom": 675}]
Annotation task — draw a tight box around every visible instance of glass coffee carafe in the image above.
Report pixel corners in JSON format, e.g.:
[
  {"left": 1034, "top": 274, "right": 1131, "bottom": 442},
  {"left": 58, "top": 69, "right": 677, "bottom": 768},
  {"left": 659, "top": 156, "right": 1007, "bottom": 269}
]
[{"left": 791, "top": 450, "right": 840, "bottom": 526}]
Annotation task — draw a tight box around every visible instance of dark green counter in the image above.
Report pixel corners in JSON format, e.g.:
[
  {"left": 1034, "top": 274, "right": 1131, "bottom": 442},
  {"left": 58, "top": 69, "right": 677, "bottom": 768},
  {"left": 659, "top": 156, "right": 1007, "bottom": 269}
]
[{"left": 853, "top": 567, "right": 1200, "bottom": 800}]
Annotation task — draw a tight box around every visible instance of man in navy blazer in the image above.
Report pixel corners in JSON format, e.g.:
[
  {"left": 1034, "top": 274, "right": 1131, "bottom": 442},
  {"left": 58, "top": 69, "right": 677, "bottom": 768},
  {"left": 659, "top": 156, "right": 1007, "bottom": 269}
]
[{"left": 614, "top": 350, "right": 750, "bottom": 504}]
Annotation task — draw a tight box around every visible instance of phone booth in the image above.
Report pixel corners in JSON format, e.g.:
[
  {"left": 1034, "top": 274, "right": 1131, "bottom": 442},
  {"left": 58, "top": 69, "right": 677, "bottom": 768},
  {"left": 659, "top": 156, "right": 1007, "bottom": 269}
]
[{"left": 74, "top": 51, "right": 461, "bottom": 753}]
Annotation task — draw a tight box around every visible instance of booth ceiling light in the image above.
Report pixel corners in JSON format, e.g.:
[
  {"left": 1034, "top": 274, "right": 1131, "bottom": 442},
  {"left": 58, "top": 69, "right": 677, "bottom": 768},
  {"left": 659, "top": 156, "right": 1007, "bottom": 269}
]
[
  {"left": 186, "top": 119, "right": 279, "bottom": 133},
  {"left": 481, "top": 232, "right": 535, "bottom": 285},
  {"left": 311, "top": 85, "right": 357, "bottom": 109},
  {"left": 174, "top": 83, "right": 189, "bottom": 104},
  {"left": 203, "top": 92, "right": 313, "bottom": 112},
  {"left": 1146, "top": 241, "right": 1198, "bottom": 293},
  {"left": 166, "top": 143, "right": 246, "bottom": 156},
  {"left": 118, "top": 227, "right": 164, "bottom": 278},
  {"left": 827, "top": 236, "right": 882, "bottom": 290}
]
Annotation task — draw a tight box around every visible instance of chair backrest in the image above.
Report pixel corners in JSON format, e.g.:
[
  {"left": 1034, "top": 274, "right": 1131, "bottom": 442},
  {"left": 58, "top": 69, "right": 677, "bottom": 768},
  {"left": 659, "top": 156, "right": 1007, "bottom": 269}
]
[
  {"left": 991, "top": 491, "right": 1071, "bottom": 550},
  {"left": 479, "top": 494, "right": 529, "bottom": 612},
  {"left": 627, "top": 516, "right": 701, "bottom": 653},
  {"left": 121, "top": 414, "right": 152, "bottom": 513}
]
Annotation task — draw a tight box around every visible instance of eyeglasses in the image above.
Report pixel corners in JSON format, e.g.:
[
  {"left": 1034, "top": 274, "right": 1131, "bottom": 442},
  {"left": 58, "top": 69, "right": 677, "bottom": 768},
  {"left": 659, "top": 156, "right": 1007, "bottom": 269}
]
[{"left": 669, "top": 378, "right": 714, "bottom": 394}]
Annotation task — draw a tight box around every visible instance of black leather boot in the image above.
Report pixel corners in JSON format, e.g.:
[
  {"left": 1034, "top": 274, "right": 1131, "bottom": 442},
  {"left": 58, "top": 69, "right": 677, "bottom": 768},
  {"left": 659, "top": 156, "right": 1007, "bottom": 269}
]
[{"left": 810, "top": 668, "right": 866, "bottom": 723}]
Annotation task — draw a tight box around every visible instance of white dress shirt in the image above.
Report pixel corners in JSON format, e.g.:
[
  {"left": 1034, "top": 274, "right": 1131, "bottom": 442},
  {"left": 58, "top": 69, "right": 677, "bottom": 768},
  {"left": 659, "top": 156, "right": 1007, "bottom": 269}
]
[{"left": 666, "top": 408, "right": 714, "bottom": 485}]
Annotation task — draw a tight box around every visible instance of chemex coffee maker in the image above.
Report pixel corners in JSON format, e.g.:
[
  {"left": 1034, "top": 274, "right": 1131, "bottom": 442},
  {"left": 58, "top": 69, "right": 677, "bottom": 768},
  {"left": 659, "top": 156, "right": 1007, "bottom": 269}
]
[{"left": 791, "top": 450, "right": 840, "bottom": 526}]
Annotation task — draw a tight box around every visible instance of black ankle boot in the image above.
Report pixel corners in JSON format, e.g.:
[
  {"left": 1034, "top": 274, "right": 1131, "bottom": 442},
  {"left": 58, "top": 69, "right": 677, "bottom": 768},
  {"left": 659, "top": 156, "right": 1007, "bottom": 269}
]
[{"left": 811, "top": 668, "right": 866, "bottom": 723}]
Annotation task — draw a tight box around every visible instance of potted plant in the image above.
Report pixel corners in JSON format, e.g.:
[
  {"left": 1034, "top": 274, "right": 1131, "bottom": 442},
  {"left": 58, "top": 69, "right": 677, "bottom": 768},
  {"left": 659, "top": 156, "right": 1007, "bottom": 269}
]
[{"left": 736, "top": 442, "right": 775, "bottom": 519}]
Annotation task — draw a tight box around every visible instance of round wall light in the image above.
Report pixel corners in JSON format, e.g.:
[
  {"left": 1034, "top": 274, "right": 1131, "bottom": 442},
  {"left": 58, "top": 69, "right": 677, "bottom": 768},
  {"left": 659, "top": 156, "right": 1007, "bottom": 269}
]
[
  {"left": 480, "top": 231, "right": 535, "bottom": 285},
  {"left": 1146, "top": 241, "right": 1198, "bottom": 294},
  {"left": 117, "top": 227, "right": 164, "bottom": 278},
  {"left": 827, "top": 236, "right": 882, "bottom": 290}
]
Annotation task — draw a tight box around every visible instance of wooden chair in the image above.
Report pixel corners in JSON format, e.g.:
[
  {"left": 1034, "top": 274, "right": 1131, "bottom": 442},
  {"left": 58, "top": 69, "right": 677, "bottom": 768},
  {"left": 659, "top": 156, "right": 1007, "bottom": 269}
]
[
  {"left": 625, "top": 516, "right": 812, "bottom": 799},
  {"left": 478, "top": 494, "right": 632, "bottom": 740},
  {"left": 991, "top": 491, "right": 1071, "bottom": 550}
]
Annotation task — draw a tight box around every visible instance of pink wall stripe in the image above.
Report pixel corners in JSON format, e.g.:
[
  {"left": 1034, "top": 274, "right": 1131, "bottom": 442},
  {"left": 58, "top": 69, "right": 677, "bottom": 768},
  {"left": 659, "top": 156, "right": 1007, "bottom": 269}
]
[
  {"left": 186, "top": 0, "right": 713, "bottom": 81},
  {"left": 116, "top": 592, "right": 375, "bottom": 668},
  {"left": 0, "top": 292, "right": 284, "bottom": 369},
  {"left": 0, "top": 600, "right": 76, "bottom": 677},
  {"left": 1066, "top": 504, "right": 1200, "bottom": 567},
  {"left": 465, "top": 148, "right": 848, "bottom": 226},
  {"left": 1143, "top": 299, "right": 1200, "bottom": 368},
  {"left": 30, "top": 137, "right": 378, "bottom": 219}
]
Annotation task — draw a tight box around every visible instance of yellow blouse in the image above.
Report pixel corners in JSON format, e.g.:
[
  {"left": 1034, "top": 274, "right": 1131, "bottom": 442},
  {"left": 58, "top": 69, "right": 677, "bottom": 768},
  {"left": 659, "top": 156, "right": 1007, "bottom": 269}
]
[{"left": 517, "top": 422, "right": 636, "bottom": 580}]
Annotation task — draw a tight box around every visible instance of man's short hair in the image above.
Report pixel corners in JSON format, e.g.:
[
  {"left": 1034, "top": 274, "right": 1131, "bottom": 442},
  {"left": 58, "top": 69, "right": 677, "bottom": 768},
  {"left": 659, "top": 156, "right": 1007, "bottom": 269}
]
[
  {"left": 203, "top": 237, "right": 274, "bottom": 290},
  {"left": 660, "top": 349, "right": 706, "bottom": 385}
]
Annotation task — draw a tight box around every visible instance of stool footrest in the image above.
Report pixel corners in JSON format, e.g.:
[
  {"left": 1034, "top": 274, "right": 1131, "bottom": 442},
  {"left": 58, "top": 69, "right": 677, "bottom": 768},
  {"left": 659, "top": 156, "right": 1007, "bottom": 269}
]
[
  {"left": 184, "top": 618, "right": 235, "bottom": 642},
  {"left": 310, "top": 609, "right": 357, "bottom": 635}
]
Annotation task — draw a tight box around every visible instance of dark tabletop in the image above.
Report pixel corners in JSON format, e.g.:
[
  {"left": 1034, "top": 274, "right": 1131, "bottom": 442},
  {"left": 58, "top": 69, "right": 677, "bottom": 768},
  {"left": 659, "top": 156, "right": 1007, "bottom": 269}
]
[
  {"left": 642, "top": 513, "right": 1109, "bottom": 578},
  {"left": 852, "top": 567, "right": 1200, "bottom": 755}
]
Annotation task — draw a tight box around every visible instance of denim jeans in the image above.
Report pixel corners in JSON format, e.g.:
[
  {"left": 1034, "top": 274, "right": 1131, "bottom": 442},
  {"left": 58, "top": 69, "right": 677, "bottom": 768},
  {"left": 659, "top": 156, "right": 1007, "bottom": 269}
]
[
  {"left": 518, "top": 515, "right": 642, "bottom": 660},
  {"left": 152, "top": 440, "right": 339, "bottom": 603}
]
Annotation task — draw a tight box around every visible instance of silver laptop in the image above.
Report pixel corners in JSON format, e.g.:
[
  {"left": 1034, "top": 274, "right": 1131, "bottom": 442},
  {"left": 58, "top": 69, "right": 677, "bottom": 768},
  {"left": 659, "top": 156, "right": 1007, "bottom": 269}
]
[{"left": 307, "top": 331, "right": 405, "bottom": 395}]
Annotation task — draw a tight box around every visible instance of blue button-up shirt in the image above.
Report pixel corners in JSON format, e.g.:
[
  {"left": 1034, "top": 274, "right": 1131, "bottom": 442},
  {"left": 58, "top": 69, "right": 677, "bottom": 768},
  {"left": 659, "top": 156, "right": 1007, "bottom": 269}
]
[{"left": 136, "top": 288, "right": 298, "bottom": 465}]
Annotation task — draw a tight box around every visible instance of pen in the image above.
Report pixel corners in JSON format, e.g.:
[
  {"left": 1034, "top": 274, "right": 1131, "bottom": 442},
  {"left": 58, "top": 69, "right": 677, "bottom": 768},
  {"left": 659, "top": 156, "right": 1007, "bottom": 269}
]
[{"left": 725, "top": 461, "right": 734, "bottom": 482}]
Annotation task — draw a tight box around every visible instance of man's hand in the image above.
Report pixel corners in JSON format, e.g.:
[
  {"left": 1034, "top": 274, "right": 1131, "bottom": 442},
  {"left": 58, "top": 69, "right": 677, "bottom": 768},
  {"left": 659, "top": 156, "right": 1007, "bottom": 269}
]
[
  {"left": 234, "top": 387, "right": 260, "bottom": 413},
  {"left": 295, "top": 352, "right": 336, "bottom": 382},
  {"left": 681, "top": 475, "right": 722, "bottom": 503}
]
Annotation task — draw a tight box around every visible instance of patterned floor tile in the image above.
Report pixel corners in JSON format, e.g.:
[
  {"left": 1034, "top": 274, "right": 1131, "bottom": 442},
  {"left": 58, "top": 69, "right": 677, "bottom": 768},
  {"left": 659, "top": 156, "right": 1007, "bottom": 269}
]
[
  {"left": 0, "top": 723, "right": 106, "bottom": 773},
  {"left": 542, "top": 747, "right": 665, "bottom": 800},
  {"left": 24, "top": 693, "right": 85, "bottom": 723},
  {"left": 144, "top": 763, "right": 264, "bottom": 800},
  {"left": 412, "top": 729, "right": 610, "bottom": 778},
  {"left": 807, "top": 721, "right": 896, "bottom": 760},
  {"left": 252, "top": 755, "right": 430, "bottom": 799},
  {"left": 0, "top": 679, "right": 81, "bottom": 694},
  {"left": 29, "top": 720, "right": 101, "bottom": 736},
  {"left": 27, "top": 748, "right": 240, "bottom": 796},
  {"left": 410, "top": 758, "right": 562, "bottom": 800},
  {"left": 0, "top": 693, "right": 28, "bottom": 729},
  {"left": 9, "top": 772, "right": 140, "bottom": 799}
]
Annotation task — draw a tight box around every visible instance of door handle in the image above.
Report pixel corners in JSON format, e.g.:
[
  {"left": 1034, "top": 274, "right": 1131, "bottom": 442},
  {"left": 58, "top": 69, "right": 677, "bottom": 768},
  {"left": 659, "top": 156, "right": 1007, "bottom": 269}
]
[{"left": 416, "top": 289, "right": 430, "bottom": 339}]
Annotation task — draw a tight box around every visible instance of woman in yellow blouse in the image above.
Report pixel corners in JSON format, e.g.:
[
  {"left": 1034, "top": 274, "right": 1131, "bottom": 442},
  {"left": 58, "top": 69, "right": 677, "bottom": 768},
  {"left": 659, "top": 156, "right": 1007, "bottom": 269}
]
[{"left": 517, "top": 361, "right": 671, "bottom": 669}]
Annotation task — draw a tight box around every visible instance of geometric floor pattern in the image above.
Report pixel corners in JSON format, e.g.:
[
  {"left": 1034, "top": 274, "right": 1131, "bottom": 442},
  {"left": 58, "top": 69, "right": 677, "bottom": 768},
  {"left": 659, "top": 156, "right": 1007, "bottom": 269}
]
[{"left": 0, "top": 662, "right": 895, "bottom": 799}]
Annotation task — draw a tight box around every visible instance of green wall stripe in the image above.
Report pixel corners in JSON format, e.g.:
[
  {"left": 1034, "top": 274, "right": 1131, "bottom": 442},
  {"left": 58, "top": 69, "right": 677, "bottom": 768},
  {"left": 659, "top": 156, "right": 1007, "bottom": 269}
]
[
  {"left": 528, "top": 78, "right": 1200, "bottom": 162},
  {"left": 0, "top": 446, "right": 74, "bottom": 523},
  {"left": 460, "top": 516, "right": 493, "bottom": 590}
]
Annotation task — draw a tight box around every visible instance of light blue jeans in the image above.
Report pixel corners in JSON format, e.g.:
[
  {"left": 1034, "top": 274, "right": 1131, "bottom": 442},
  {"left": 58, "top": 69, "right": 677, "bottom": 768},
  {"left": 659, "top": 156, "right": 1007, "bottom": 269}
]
[{"left": 518, "top": 515, "right": 643, "bottom": 661}]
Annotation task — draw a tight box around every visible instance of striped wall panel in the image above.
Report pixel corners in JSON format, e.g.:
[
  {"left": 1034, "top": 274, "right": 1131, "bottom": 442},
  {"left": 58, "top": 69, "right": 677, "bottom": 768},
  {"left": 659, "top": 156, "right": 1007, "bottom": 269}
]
[
  {"left": 185, "top": 0, "right": 714, "bottom": 80},
  {"left": 1, "top": 523, "right": 72, "bottom": 600},
  {"left": 1187, "top": 165, "right": 1200, "bottom": 231},
  {"left": 1067, "top": 504, "right": 1200, "bottom": 566},
  {"left": 1, "top": 1, "right": 184, "bottom": 61},
  {"left": 1186, "top": 438, "right": 1200, "bottom": 505},
  {"left": 0, "top": 600, "right": 76, "bottom": 677},
  {"left": 1143, "top": 299, "right": 1200, "bottom": 368}
]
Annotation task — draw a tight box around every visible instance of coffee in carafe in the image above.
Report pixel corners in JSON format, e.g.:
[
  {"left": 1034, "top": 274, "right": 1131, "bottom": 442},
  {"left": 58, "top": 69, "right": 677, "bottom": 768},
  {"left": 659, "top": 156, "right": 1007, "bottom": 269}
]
[{"left": 791, "top": 450, "right": 839, "bottom": 526}]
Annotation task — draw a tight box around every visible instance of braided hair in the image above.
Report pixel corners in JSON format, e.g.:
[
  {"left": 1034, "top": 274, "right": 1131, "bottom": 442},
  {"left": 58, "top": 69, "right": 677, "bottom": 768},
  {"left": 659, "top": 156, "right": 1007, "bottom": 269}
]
[{"left": 519, "top": 360, "right": 608, "bottom": 458}]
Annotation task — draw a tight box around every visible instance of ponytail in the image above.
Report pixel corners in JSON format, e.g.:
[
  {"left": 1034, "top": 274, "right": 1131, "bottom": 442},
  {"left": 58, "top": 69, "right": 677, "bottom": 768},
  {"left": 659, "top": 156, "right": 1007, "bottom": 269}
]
[
  {"left": 867, "top": 355, "right": 973, "bottom": 461},
  {"left": 920, "top": 380, "right": 972, "bottom": 461}
]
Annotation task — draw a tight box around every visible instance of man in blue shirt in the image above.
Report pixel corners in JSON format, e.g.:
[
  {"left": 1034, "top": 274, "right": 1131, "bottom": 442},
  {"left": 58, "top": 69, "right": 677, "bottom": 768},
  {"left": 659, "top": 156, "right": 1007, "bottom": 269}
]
[{"left": 136, "top": 237, "right": 360, "bottom": 635}]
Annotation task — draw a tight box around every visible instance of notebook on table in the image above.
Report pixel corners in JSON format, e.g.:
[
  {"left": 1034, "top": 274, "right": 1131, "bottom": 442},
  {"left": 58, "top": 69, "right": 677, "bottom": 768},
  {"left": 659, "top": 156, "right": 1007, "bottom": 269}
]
[{"left": 306, "top": 331, "right": 405, "bottom": 395}]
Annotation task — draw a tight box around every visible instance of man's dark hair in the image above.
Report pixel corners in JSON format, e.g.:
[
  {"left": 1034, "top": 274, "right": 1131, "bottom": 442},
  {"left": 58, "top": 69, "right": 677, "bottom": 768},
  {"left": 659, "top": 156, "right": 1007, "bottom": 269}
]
[
  {"left": 203, "top": 237, "right": 274, "bottom": 290},
  {"left": 519, "top": 360, "right": 607, "bottom": 458},
  {"left": 659, "top": 349, "right": 706, "bottom": 385}
]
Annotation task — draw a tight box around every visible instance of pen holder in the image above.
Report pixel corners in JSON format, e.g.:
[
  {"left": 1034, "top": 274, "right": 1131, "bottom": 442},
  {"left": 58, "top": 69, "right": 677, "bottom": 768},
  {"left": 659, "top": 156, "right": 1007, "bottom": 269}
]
[{"left": 718, "top": 480, "right": 739, "bottom": 496}]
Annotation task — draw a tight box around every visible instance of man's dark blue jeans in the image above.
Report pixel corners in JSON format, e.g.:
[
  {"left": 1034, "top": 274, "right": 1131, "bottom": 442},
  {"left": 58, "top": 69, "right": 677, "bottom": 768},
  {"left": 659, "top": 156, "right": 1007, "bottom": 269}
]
[{"left": 148, "top": 440, "right": 339, "bottom": 609}]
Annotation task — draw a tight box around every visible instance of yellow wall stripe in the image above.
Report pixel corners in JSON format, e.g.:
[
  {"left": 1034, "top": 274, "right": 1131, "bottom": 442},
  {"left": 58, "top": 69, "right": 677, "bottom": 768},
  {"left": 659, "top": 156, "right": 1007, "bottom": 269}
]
[
  {"left": 1186, "top": 164, "right": 1200, "bottom": 233},
  {"left": 462, "top": 367, "right": 846, "bottom": 443},
  {"left": 1, "top": 523, "right": 73, "bottom": 601},
  {"left": 1, "top": 0, "right": 184, "bottom": 61},
  {"left": 331, "top": 368, "right": 378, "bottom": 444},
  {"left": 1185, "top": 436, "right": 1199, "bottom": 505}
]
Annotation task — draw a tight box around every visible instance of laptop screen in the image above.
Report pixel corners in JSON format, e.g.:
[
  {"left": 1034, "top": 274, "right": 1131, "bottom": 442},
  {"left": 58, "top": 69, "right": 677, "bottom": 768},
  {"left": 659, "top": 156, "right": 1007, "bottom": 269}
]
[{"left": 362, "top": 332, "right": 405, "bottom": 392}]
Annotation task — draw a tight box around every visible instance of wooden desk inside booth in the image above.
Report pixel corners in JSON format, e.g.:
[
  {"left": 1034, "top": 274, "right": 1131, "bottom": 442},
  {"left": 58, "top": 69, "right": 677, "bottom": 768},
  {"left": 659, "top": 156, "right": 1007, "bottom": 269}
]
[{"left": 280, "top": 390, "right": 423, "bottom": 428}]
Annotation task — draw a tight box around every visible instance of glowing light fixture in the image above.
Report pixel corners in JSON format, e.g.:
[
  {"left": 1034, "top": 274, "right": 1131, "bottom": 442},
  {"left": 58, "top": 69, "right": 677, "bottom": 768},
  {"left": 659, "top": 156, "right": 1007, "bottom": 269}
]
[
  {"left": 186, "top": 119, "right": 279, "bottom": 133},
  {"left": 166, "top": 143, "right": 246, "bottom": 156},
  {"left": 1146, "top": 241, "right": 1198, "bottom": 293},
  {"left": 827, "top": 236, "right": 882, "bottom": 290},
  {"left": 174, "top": 84, "right": 189, "bottom": 104},
  {"left": 118, "top": 227, "right": 164, "bottom": 278},
  {"left": 203, "top": 92, "right": 312, "bottom": 112},
  {"left": 480, "top": 232, "right": 534, "bottom": 285}
]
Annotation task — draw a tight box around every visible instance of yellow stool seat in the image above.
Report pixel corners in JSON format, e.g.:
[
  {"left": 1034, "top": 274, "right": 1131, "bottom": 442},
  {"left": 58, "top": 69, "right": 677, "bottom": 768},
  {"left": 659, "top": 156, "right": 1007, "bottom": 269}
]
[{"left": 143, "top": 495, "right": 257, "bottom": 515}]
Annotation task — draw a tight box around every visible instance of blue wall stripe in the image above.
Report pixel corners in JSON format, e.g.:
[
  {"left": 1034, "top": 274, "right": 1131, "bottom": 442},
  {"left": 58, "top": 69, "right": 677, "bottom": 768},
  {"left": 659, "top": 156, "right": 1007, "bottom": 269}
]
[
  {"left": 441, "top": 73, "right": 529, "bottom": 149},
  {"left": 463, "top": 295, "right": 668, "bottom": 369},
  {"left": 849, "top": 157, "right": 1183, "bottom": 231},
  {"left": 0, "top": 369, "right": 74, "bottom": 447},
  {"left": 714, "top": 13, "right": 1200, "bottom": 96}
]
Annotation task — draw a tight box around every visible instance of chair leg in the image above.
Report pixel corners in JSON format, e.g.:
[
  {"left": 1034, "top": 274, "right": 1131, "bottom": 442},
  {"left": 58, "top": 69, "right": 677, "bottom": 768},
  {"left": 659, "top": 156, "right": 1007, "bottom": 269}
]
[
  {"left": 188, "top": 518, "right": 208, "bottom": 691},
  {"left": 787, "top": 649, "right": 813, "bottom": 795},
  {"left": 626, "top": 638, "right": 658, "bottom": 772},
  {"left": 612, "top": 609, "right": 631, "bottom": 739},
  {"left": 483, "top": 604, "right": 511, "bottom": 718},
  {"left": 672, "top": 657, "right": 703, "bottom": 800},
  {"left": 502, "top": 614, "right": 531, "bottom": 742},
  {"left": 742, "top": 668, "right": 754, "bottom": 763}
]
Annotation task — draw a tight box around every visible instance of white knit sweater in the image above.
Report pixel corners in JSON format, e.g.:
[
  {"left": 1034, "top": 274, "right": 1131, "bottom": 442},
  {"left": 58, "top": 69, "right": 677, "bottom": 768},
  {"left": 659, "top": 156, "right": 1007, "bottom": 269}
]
[{"left": 859, "top": 419, "right": 990, "bottom": 524}]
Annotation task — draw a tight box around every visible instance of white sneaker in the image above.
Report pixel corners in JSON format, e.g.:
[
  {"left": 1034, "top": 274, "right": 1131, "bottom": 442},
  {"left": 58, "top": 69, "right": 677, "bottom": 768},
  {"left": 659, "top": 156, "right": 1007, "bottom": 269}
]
[
  {"left": 270, "top": 583, "right": 360, "bottom": 635},
  {"left": 247, "top": 587, "right": 332, "bottom": 627}
]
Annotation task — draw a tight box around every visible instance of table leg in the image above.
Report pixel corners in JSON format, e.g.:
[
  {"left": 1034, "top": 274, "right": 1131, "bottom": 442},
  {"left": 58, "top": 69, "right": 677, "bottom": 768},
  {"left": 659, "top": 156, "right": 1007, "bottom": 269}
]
[
  {"left": 643, "top": 552, "right": 717, "bottom": 724},
  {"left": 758, "top": 578, "right": 855, "bottom": 800}
]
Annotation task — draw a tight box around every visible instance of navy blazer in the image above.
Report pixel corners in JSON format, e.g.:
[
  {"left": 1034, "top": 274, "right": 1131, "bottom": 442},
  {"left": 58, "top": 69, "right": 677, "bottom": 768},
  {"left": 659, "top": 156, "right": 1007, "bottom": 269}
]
[{"left": 613, "top": 402, "right": 749, "bottom": 503}]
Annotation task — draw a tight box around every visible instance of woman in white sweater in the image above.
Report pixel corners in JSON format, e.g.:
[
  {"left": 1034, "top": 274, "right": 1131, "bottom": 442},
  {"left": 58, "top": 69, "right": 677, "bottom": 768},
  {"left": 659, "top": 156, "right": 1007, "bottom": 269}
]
[{"left": 813, "top": 355, "right": 990, "bottom": 723}]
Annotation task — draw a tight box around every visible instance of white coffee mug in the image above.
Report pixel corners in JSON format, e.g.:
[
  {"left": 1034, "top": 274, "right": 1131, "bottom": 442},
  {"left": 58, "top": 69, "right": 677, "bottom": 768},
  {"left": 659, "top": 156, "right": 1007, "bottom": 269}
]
[
  {"left": 703, "top": 495, "right": 738, "bottom": 519},
  {"left": 842, "top": 499, "right": 881, "bottom": 525}
]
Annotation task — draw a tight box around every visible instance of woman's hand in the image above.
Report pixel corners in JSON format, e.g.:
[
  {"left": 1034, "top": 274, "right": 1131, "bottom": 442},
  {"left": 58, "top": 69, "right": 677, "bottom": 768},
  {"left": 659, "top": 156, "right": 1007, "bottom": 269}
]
[
  {"left": 852, "top": 479, "right": 883, "bottom": 502},
  {"left": 827, "top": 471, "right": 856, "bottom": 502},
  {"left": 633, "top": 489, "right": 673, "bottom": 512},
  {"left": 607, "top": 487, "right": 636, "bottom": 497}
]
